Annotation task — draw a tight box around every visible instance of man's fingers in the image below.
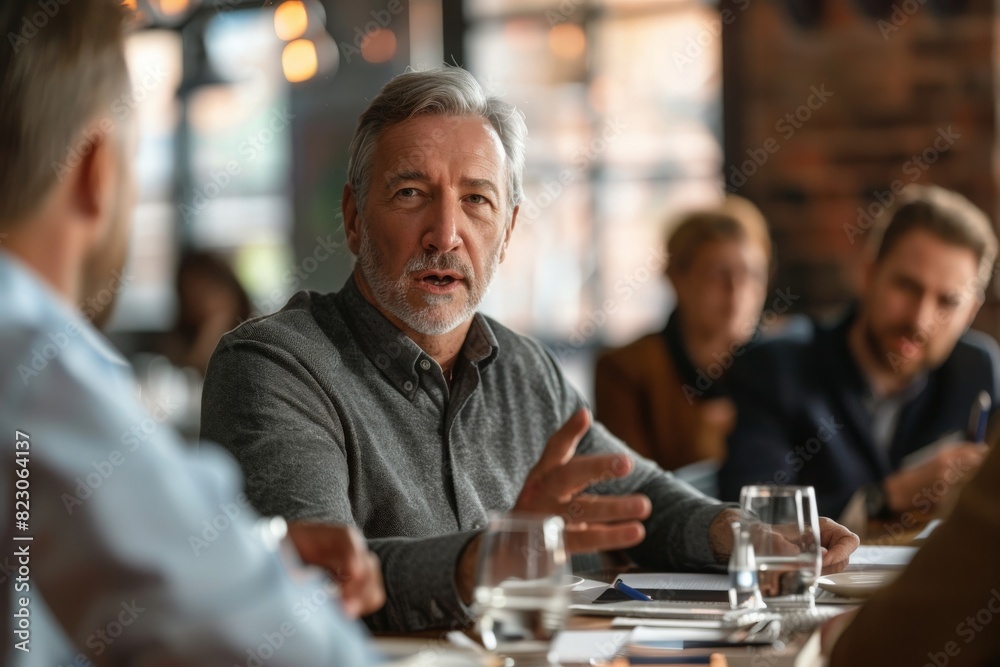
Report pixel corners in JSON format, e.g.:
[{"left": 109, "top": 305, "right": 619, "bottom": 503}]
[
  {"left": 341, "top": 552, "right": 386, "bottom": 618},
  {"left": 532, "top": 408, "right": 591, "bottom": 475},
  {"left": 286, "top": 522, "right": 387, "bottom": 618},
  {"left": 819, "top": 518, "right": 860, "bottom": 568},
  {"left": 543, "top": 453, "right": 633, "bottom": 500},
  {"left": 565, "top": 521, "right": 646, "bottom": 554},
  {"left": 562, "top": 493, "right": 651, "bottom": 525}
]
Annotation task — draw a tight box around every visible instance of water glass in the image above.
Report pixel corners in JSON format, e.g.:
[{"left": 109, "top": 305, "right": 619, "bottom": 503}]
[
  {"left": 473, "top": 513, "right": 569, "bottom": 665},
  {"left": 739, "top": 485, "right": 822, "bottom": 607}
]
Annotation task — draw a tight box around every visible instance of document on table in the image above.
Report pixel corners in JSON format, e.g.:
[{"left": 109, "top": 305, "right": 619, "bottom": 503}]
[
  {"left": 845, "top": 545, "right": 918, "bottom": 570},
  {"left": 550, "top": 630, "right": 630, "bottom": 665},
  {"left": 614, "top": 573, "right": 730, "bottom": 590},
  {"left": 569, "top": 572, "right": 735, "bottom": 620}
]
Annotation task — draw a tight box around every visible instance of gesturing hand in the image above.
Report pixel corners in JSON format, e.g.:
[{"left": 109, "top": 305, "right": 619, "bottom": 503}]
[
  {"left": 287, "top": 522, "right": 386, "bottom": 618},
  {"left": 884, "top": 442, "right": 988, "bottom": 514},
  {"left": 512, "top": 408, "right": 652, "bottom": 554}
]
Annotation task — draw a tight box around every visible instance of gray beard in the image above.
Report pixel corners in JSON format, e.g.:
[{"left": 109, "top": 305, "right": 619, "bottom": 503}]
[{"left": 356, "top": 223, "right": 502, "bottom": 335}]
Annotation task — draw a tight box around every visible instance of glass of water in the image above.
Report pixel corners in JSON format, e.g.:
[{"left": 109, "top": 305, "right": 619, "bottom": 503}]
[
  {"left": 739, "top": 485, "right": 822, "bottom": 607},
  {"left": 473, "top": 513, "right": 569, "bottom": 665}
]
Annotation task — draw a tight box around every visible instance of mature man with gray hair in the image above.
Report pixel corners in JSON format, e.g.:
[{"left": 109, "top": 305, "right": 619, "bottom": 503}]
[{"left": 201, "top": 66, "right": 858, "bottom": 633}]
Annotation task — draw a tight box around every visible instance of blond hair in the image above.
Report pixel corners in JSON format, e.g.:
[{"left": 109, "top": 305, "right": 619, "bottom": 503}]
[{"left": 665, "top": 196, "right": 772, "bottom": 276}]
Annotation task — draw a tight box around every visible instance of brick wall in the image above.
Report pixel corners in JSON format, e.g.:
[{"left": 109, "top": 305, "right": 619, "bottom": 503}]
[{"left": 721, "top": 0, "right": 998, "bottom": 333}]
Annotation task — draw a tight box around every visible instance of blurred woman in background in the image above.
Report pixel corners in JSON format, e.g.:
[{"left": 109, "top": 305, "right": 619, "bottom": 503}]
[
  {"left": 595, "top": 196, "right": 772, "bottom": 477},
  {"left": 165, "top": 251, "right": 252, "bottom": 377}
]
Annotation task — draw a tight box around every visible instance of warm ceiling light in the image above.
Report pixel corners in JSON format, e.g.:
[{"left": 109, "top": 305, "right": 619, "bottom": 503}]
[
  {"left": 282, "top": 39, "right": 318, "bottom": 83},
  {"left": 361, "top": 28, "right": 397, "bottom": 64},
  {"left": 153, "top": 0, "right": 190, "bottom": 17},
  {"left": 274, "top": 1, "right": 309, "bottom": 41},
  {"left": 121, "top": 0, "right": 138, "bottom": 9},
  {"left": 548, "top": 23, "right": 585, "bottom": 60}
]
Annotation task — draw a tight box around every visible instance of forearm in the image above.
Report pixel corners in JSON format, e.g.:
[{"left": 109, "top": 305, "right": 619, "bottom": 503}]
[
  {"left": 627, "top": 482, "right": 735, "bottom": 571},
  {"left": 364, "top": 530, "right": 482, "bottom": 633},
  {"left": 578, "top": 423, "right": 735, "bottom": 570}
]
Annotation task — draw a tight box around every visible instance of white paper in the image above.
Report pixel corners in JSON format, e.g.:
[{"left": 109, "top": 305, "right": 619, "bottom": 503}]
[
  {"left": 612, "top": 617, "right": 729, "bottom": 629},
  {"left": 845, "top": 545, "right": 917, "bottom": 570},
  {"left": 630, "top": 626, "right": 732, "bottom": 642},
  {"left": 549, "top": 630, "right": 629, "bottom": 664},
  {"left": 615, "top": 572, "right": 730, "bottom": 591},
  {"left": 914, "top": 519, "right": 942, "bottom": 542}
]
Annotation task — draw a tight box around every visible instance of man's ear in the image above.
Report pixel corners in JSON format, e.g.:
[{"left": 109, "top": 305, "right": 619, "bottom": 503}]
[
  {"left": 342, "top": 183, "right": 361, "bottom": 255},
  {"left": 965, "top": 287, "right": 986, "bottom": 329},
  {"left": 500, "top": 205, "right": 518, "bottom": 263},
  {"left": 70, "top": 125, "right": 116, "bottom": 243}
]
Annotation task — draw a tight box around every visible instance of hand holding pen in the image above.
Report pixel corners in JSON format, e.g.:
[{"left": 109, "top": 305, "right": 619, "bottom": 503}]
[{"left": 967, "top": 390, "right": 991, "bottom": 444}]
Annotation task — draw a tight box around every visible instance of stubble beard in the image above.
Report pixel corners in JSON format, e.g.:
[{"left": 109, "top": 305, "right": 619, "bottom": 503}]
[{"left": 356, "top": 221, "right": 503, "bottom": 335}]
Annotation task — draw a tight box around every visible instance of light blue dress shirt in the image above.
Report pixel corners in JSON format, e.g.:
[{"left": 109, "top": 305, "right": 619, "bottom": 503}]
[{"left": 0, "top": 251, "right": 374, "bottom": 666}]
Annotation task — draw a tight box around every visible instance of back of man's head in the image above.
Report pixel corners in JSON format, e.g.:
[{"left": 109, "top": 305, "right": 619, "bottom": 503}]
[
  {"left": 0, "top": 0, "right": 130, "bottom": 229},
  {"left": 870, "top": 185, "right": 998, "bottom": 290}
]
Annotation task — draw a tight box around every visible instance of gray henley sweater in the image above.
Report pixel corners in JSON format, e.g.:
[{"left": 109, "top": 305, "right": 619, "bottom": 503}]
[{"left": 201, "top": 275, "right": 728, "bottom": 633}]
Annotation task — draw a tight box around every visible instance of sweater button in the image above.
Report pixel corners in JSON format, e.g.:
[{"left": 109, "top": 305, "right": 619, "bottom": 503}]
[
  {"left": 419, "top": 359, "right": 431, "bottom": 371},
  {"left": 403, "top": 380, "right": 414, "bottom": 391}
]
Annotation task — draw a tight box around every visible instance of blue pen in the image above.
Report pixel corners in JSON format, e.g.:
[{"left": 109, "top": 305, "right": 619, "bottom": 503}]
[
  {"left": 968, "top": 391, "right": 991, "bottom": 443},
  {"left": 614, "top": 578, "right": 654, "bottom": 601}
]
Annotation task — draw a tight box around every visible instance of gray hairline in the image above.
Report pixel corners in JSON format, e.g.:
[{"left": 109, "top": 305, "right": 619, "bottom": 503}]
[{"left": 346, "top": 69, "right": 526, "bottom": 221}]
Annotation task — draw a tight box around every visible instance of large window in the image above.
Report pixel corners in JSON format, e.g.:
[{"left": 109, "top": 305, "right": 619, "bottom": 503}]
[{"left": 467, "top": 0, "right": 724, "bottom": 352}]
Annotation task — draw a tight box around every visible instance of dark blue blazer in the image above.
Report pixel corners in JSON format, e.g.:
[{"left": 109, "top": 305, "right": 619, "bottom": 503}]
[{"left": 718, "top": 309, "right": 1000, "bottom": 518}]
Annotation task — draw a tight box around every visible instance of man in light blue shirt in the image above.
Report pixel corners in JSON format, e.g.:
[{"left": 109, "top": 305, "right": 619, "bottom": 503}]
[{"left": 0, "top": 1, "right": 380, "bottom": 664}]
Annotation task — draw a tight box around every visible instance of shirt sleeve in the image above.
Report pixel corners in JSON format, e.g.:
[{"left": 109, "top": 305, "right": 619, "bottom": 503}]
[
  {"left": 202, "top": 333, "right": 479, "bottom": 633},
  {"left": 3, "top": 332, "right": 374, "bottom": 665}
]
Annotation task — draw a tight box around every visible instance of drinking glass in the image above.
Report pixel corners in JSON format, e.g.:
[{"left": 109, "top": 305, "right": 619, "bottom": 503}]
[
  {"left": 739, "top": 485, "right": 822, "bottom": 607},
  {"left": 473, "top": 513, "right": 569, "bottom": 665}
]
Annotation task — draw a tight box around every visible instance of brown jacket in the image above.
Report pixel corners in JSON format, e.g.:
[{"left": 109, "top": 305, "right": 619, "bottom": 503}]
[
  {"left": 830, "top": 444, "right": 1000, "bottom": 666},
  {"left": 594, "top": 333, "right": 734, "bottom": 471}
]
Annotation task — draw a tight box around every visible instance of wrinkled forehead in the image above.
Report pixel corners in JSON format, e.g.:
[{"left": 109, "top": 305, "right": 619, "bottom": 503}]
[{"left": 374, "top": 114, "right": 507, "bottom": 180}]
